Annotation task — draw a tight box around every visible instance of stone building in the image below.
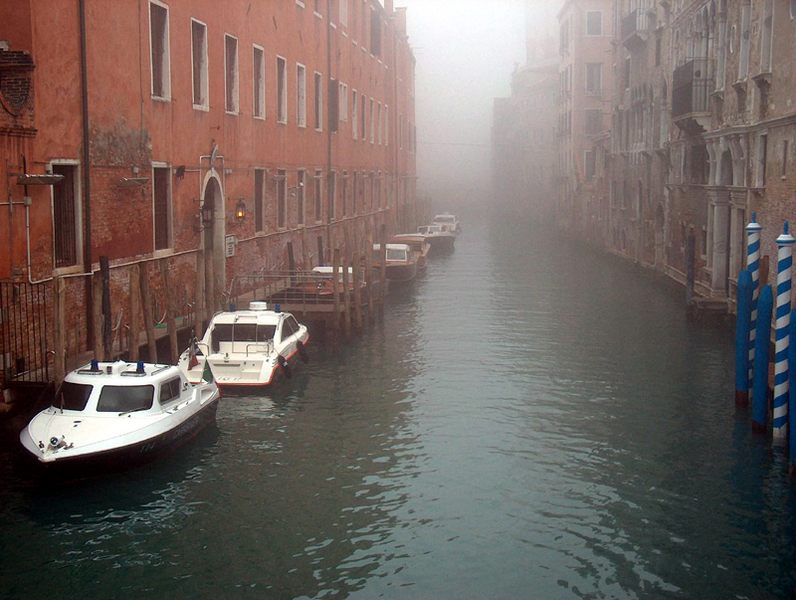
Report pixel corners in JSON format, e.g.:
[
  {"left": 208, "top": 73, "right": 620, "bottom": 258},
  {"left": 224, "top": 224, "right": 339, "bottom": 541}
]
[
  {"left": 557, "top": 0, "right": 615, "bottom": 238},
  {"left": 0, "top": 0, "right": 416, "bottom": 389},
  {"left": 492, "top": 38, "right": 558, "bottom": 217}
]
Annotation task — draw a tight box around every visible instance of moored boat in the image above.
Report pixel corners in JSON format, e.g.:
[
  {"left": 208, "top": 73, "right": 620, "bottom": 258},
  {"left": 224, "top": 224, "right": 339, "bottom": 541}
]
[
  {"left": 432, "top": 212, "right": 462, "bottom": 234},
  {"left": 178, "top": 301, "right": 309, "bottom": 390},
  {"left": 389, "top": 233, "right": 431, "bottom": 272},
  {"left": 372, "top": 243, "right": 418, "bottom": 282},
  {"left": 417, "top": 224, "right": 456, "bottom": 251},
  {"left": 19, "top": 359, "right": 220, "bottom": 470}
]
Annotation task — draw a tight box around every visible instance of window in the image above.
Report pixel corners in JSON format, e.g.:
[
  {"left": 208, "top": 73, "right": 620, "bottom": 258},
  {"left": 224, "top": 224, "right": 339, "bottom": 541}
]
[
  {"left": 738, "top": 2, "right": 751, "bottom": 80},
  {"left": 253, "top": 46, "right": 265, "bottom": 118},
  {"left": 52, "top": 382, "right": 92, "bottom": 412},
  {"left": 149, "top": 1, "right": 170, "bottom": 99},
  {"left": 361, "top": 94, "right": 367, "bottom": 141},
  {"left": 362, "top": 1, "right": 368, "bottom": 50},
  {"left": 153, "top": 165, "right": 172, "bottom": 250},
  {"left": 370, "top": 9, "right": 381, "bottom": 56},
  {"left": 97, "top": 385, "right": 154, "bottom": 413},
  {"left": 370, "top": 98, "right": 375, "bottom": 143},
  {"left": 314, "top": 170, "right": 322, "bottom": 222},
  {"left": 377, "top": 102, "right": 382, "bottom": 144},
  {"left": 297, "top": 63, "right": 307, "bottom": 127},
  {"left": 352, "top": 89, "right": 358, "bottom": 138},
  {"left": 297, "top": 169, "right": 305, "bottom": 225},
  {"left": 584, "top": 150, "right": 596, "bottom": 180},
  {"left": 52, "top": 163, "right": 81, "bottom": 268},
  {"left": 586, "top": 11, "right": 602, "bottom": 36},
  {"left": 384, "top": 105, "right": 389, "bottom": 146},
  {"left": 191, "top": 19, "right": 208, "bottom": 108},
  {"left": 792, "top": 0, "right": 796, "bottom": 19},
  {"left": 327, "top": 172, "right": 336, "bottom": 220},
  {"left": 760, "top": 0, "right": 774, "bottom": 73},
  {"left": 341, "top": 172, "right": 348, "bottom": 216},
  {"left": 224, "top": 35, "right": 239, "bottom": 113},
  {"left": 585, "top": 109, "right": 601, "bottom": 135},
  {"left": 586, "top": 63, "right": 602, "bottom": 95},
  {"left": 159, "top": 378, "right": 182, "bottom": 405},
  {"left": 340, "top": 0, "right": 348, "bottom": 27},
  {"left": 277, "top": 170, "right": 287, "bottom": 228},
  {"left": 782, "top": 140, "right": 789, "bottom": 178},
  {"left": 254, "top": 169, "right": 265, "bottom": 232},
  {"left": 339, "top": 82, "right": 348, "bottom": 121},
  {"left": 277, "top": 56, "right": 287, "bottom": 123},
  {"left": 757, "top": 133, "right": 768, "bottom": 187},
  {"left": 314, "top": 71, "right": 323, "bottom": 130},
  {"left": 328, "top": 78, "right": 339, "bottom": 132}
]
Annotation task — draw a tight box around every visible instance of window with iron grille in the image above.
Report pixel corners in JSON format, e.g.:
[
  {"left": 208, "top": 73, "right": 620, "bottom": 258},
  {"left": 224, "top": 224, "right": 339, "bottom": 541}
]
[
  {"left": 277, "top": 57, "right": 287, "bottom": 123},
  {"left": 314, "top": 72, "right": 323, "bottom": 130},
  {"left": 254, "top": 169, "right": 265, "bottom": 232},
  {"left": 191, "top": 19, "right": 208, "bottom": 108},
  {"left": 52, "top": 164, "right": 80, "bottom": 268},
  {"left": 297, "top": 64, "right": 307, "bottom": 127},
  {"left": 253, "top": 46, "right": 265, "bottom": 118},
  {"left": 277, "top": 170, "right": 287, "bottom": 228},
  {"left": 224, "top": 35, "right": 239, "bottom": 113},
  {"left": 153, "top": 166, "right": 171, "bottom": 250}
]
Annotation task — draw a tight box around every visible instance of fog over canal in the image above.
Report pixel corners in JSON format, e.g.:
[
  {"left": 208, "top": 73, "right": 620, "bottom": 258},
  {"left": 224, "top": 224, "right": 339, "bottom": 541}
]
[{"left": 3, "top": 209, "right": 796, "bottom": 598}]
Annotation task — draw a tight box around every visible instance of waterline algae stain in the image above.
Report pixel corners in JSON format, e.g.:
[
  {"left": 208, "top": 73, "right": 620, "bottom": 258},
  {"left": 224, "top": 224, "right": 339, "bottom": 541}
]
[{"left": 3, "top": 211, "right": 796, "bottom": 598}]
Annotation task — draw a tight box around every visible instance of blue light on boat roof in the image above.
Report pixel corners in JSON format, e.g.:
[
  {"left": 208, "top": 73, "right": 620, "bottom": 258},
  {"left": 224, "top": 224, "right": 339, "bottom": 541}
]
[
  {"left": 275, "top": 303, "right": 281, "bottom": 313},
  {"left": 90, "top": 359, "right": 99, "bottom": 371},
  {"left": 136, "top": 361, "right": 145, "bottom": 374}
]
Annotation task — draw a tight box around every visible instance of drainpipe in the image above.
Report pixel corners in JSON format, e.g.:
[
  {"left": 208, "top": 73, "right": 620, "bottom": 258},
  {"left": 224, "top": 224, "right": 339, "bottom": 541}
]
[{"left": 79, "top": 0, "right": 94, "bottom": 346}]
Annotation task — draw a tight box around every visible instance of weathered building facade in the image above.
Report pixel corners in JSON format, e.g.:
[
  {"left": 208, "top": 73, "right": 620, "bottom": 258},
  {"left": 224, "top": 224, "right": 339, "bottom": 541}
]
[
  {"left": 557, "top": 0, "right": 614, "bottom": 239},
  {"left": 492, "top": 39, "right": 558, "bottom": 217},
  {"left": 0, "top": 0, "right": 416, "bottom": 389}
]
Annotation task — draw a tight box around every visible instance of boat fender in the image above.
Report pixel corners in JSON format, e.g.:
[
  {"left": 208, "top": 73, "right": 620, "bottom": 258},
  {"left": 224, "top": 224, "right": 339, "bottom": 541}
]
[
  {"left": 278, "top": 354, "right": 292, "bottom": 379},
  {"left": 297, "top": 340, "right": 309, "bottom": 364}
]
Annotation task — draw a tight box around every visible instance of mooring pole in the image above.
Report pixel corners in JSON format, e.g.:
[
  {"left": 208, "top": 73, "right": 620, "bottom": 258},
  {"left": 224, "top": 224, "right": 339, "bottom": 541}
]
[
  {"left": 773, "top": 222, "right": 795, "bottom": 442},
  {"left": 788, "top": 309, "right": 796, "bottom": 472},
  {"left": 747, "top": 213, "right": 762, "bottom": 389},
  {"left": 735, "top": 269, "right": 753, "bottom": 406},
  {"left": 753, "top": 284, "right": 774, "bottom": 432}
]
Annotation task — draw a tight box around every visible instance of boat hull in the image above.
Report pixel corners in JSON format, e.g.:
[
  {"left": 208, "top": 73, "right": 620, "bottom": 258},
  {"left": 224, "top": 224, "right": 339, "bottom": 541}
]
[{"left": 385, "top": 262, "right": 418, "bottom": 282}]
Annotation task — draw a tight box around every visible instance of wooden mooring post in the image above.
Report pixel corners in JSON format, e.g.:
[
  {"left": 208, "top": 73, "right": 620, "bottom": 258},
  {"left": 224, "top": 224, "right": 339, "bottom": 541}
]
[
  {"left": 92, "top": 271, "right": 103, "bottom": 360},
  {"left": 366, "top": 231, "right": 375, "bottom": 325},
  {"left": 129, "top": 264, "right": 141, "bottom": 361},
  {"left": 53, "top": 276, "right": 66, "bottom": 383},
  {"left": 139, "top": 261, "right": 158, "bottom": 363},
  {"left": 332, "top": 248, "right": 341, "bottom": 338},
  {"left": 352, "top": 233, "right": 364, "bottom": 332},
  {"left": 379, "top": 223, "right": 387, "bottom": 319},
  {"left": 159, "top": 259, "right": 179, "bottom": 362},
  {"left": 195, "top": 249, "right": 205, "bottom": 336},
  {"left": 342, "top": 250, "right": 352, "bottom": 339}
]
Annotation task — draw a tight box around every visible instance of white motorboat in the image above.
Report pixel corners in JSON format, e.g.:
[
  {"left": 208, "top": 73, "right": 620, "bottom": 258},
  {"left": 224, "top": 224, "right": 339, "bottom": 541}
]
[
  {"left": 432, "top": 212, "right": 461, "bottom": 234},
  {"left": 417, "top": 224, "right": 456, "bottom": 251},
  {"left": 179, "top": 301, "right": 309, "bottom": 390},
  {"left": 19, "top": 359, "right": 220, "bottom": 470}
]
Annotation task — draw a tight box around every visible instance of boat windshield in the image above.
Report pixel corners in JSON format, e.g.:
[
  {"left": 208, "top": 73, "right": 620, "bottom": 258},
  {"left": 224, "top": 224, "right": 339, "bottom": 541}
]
[
  {"left": 435, "top": 216, "right": 454, "bottom": 223},
  {"left": 211, "top": 323, "right": 276, "bottom": 351},
  {"left": 52, "top": 381, "right": 93, "bottom": 411},
  {"left": 96, "top": 385, "right": 154, "bottom": 413},
  {"left": 386, "top": 248, "right": 408, "bottom": 261}
]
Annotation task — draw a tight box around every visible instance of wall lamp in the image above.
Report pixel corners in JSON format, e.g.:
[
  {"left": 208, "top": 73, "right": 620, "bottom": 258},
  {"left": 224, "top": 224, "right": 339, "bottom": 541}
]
[
  {"left": 200, "top": 203, "right": 214, "bottom": 226},
  {"left": 235, "top": 199, "right": 247, "bottom": 222}
]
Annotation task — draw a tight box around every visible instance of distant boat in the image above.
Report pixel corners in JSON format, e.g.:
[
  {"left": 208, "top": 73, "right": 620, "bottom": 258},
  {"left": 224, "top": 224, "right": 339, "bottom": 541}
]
[
  {"left": 372, "top": 243, "right": 418, "bottom": 282},
  {"left": 19, "top": 360, "right": 220, "bottom": 471},
  {"left": 417, "top": 224, "right": 456, "bottom": 251},
  {"left": 179, "top": 301, "right": 309, "bottom": 390},
  {"left": 390, "top": 233, "right": 431, "bottom": 272},
  {"left": 432, "top": 213, "right": 461, "bottom": 235}
]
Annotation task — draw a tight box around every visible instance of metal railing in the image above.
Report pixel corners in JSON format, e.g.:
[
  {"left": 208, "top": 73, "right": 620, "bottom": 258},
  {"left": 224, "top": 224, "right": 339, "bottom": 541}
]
[{"left": 0, "top": 280, "right": 51, "bottom": 385}]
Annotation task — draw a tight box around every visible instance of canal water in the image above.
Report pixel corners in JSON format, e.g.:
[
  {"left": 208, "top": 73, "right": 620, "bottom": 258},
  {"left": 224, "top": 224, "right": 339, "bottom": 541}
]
[{"left": 3, "top": 209, "right": 796, "bottom": 598}]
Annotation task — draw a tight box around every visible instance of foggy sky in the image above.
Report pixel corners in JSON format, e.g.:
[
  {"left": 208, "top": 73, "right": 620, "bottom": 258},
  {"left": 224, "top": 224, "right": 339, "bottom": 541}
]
[{"left": 395, "top": 0, "right": 561, "bottom": 210}]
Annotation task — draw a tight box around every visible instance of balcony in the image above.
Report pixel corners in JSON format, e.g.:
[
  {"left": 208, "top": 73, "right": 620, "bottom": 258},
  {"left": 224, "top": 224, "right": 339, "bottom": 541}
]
[
  {"left": 622, "top": 9, "right": 648, "bottom": 51},
  {"left": 672, "top": 58, "right": 713, "bottom": 133}
]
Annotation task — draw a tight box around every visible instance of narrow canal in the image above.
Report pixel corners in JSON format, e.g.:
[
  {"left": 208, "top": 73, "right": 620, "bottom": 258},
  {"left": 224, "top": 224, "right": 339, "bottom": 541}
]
[{"left": 3, "top": 209, "right": 796, "bottom": 598}]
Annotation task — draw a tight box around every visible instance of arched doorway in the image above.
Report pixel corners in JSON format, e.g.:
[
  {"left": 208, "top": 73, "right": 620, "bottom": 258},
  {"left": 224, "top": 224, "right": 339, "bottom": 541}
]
[{"left": 201, "top": 173, "right": 225, "bottom": 316}]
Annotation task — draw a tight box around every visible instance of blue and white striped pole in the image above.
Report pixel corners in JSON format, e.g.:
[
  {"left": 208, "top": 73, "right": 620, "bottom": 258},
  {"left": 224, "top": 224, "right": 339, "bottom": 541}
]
[
  {"left": 753, "top": 284, "right": 774, "bottom": 432},
  {"left": 735, "top": 269, "right": 753, "bottom": 406},
  {"left": 788, "top": 309, "right": 796, "bottom": 471},
  {"left": 746, "top": 214, "right": 762, "bottom": 391},
  {"left": 773, "top": 222, "right": 795, "bottom": 442}
]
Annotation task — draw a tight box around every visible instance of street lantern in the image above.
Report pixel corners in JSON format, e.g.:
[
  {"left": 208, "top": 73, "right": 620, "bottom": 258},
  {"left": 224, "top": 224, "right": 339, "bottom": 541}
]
[
  {"left": 200, "top": 203, "right": 214, "bottom": 226},
  {"left": 235, "top": 199, "right": 247, "bottom": 222}
]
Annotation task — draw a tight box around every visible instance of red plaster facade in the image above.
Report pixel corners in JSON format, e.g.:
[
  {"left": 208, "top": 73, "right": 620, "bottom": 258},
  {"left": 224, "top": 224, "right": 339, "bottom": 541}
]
[{"left": 0, "top": 0, "right": 416, "bottom": 387}]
